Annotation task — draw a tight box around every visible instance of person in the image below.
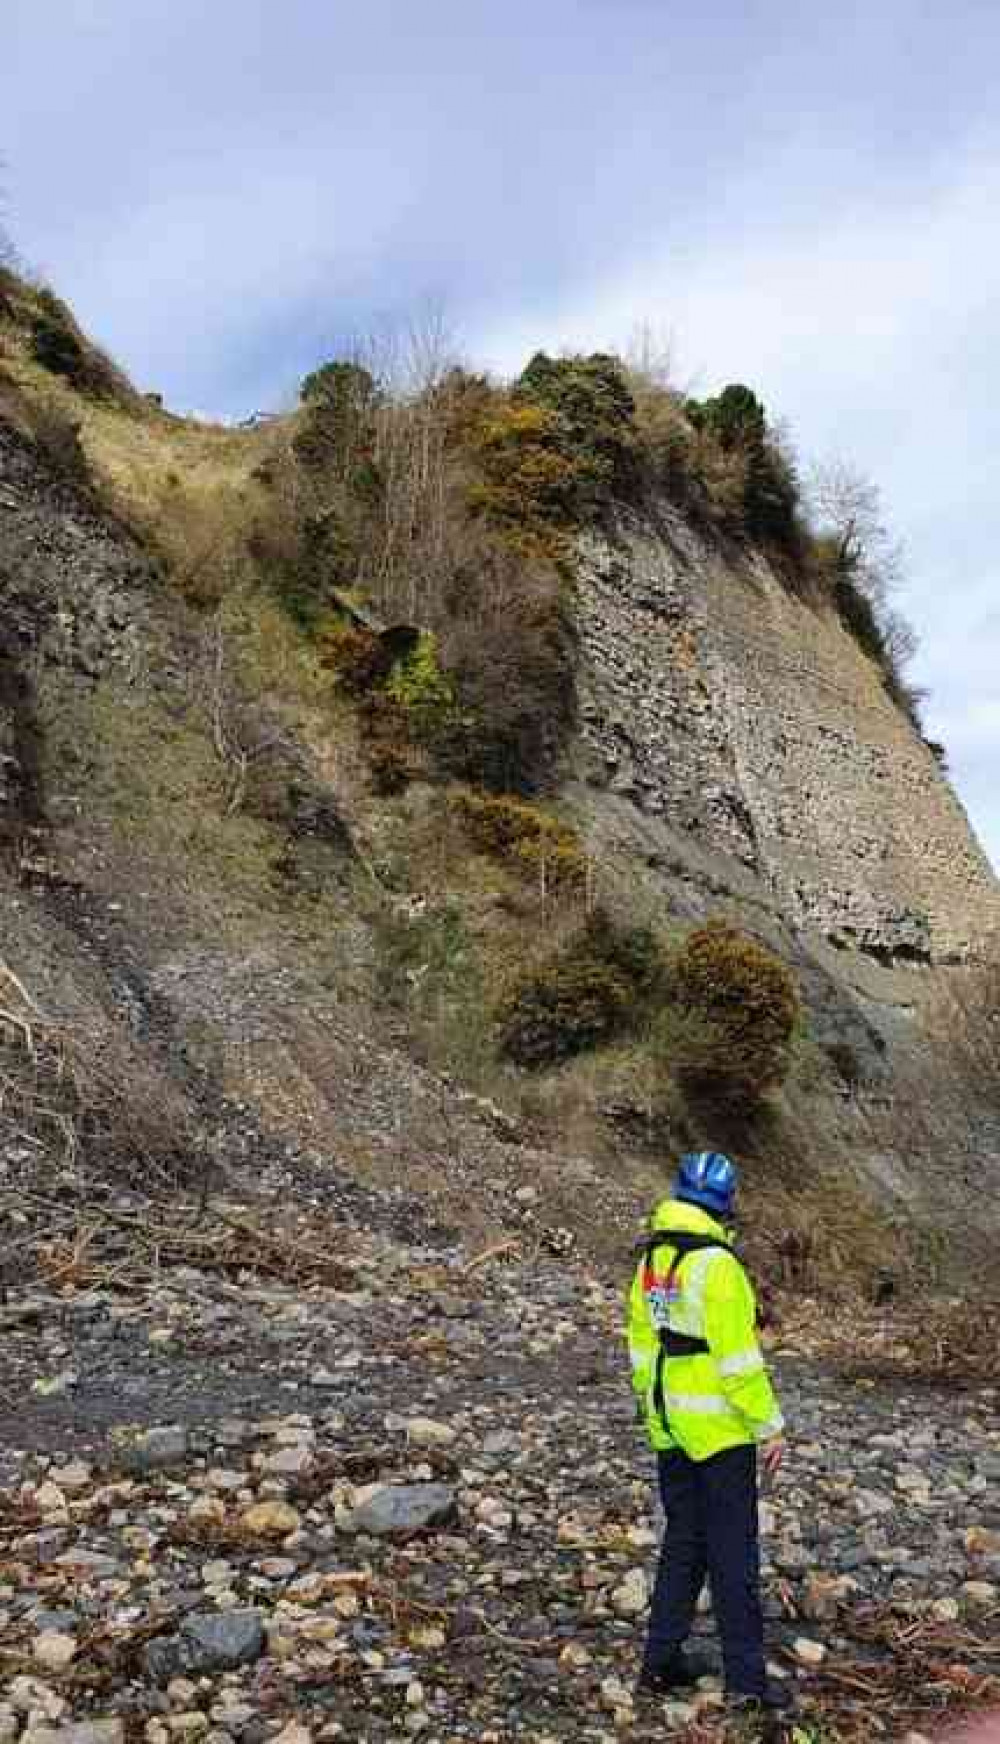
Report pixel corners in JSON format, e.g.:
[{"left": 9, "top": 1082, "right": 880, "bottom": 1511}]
[{"left": 626, "top": 1150, "right": 790, "bottom": 1713}]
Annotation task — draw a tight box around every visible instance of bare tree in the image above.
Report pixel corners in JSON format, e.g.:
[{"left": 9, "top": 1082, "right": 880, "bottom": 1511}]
[
  {"left": 206, "top": 616, "right": 303, "bottom": 814},
  {"left": 624, "top": 319, "right": 678, "bottom": 390},
  {"left": 809, "top": 457, "right": 905, "bottom": 608},
  {"left": 879, "top": 605, "right": 919, "bottom": 671},
  {"left": 303, "top": 306, "right": 464, "bottom": 622}
]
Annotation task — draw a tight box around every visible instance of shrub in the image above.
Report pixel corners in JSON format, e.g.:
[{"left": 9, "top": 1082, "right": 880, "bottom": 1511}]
[
  {"left": 435, "top": 541, "right": 575, "bottom": 792},
  {"left": 320, "top": 622, "right": 389, "bottom": 693},
  {"left": 465, "top": 355, "right": 640, "bottom": 551},
  {"left": 687, "top": 384, "right": 766, "bottom": 451},
  {"left": 26, "top": 402, "right": 93, "bottom": 493},
  {"left": 583, "top": 905, "right": 665, "bottom": 999},
  {"left": 832, "top": 571, "right": 884, "bottom": 664},
  {"left": 386, "top": 632, "right": 459, "bottom": 741},
  {"left": 28, "top": 291, "right": 129, "bottom": 400},
  {"left": 662, "top": 919, "right": 800, "bottom": 1103},
  {"left": 31, "top": 311, "right": 87, "bottom": 383},
  {"left": 627, "top": 374, "right": 700, "bottom": 502},
  {"left": 354, "top": 692, "right": 425, "bottom": 796},
  {"left": 295, "top": 359, "right": 382, "bottom": 486},
  {"left": 451, "top": 789, "right": 588, "bottom": 892},
  {"left": 821, "top": 565, "right": 925, "bottom": 731},
  {"left": 300, "top": 357, "right": 380, "bottom": 410},
  {"left": 250, "top": 470, "right": 364, "bottom": 629},
  {"left": 466, "top": 400, "right": 581, "bottom": 544},
  {"left": 496, "top": 957, "right": 634, "bottom": 1066},
  {"left": 374, "top": 900, "right": 475, "bottom": 1011},
  {"left": 685, "top": 383, "right": 800, "bottom": 546},
  {"left": 0, "top": 263, "right": 20, "bottom": 321},
  {"left": 517, "top": 350, "right": 639, "bottom": 508},
  {"left": 494, "top": 909, "right": 667, "bottom": 1067}
]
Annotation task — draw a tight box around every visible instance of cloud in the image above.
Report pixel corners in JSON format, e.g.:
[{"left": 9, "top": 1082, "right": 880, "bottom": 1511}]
[
  {"left": 2, "top": 0, "right": 997, "bottom": 862},
  {"left": 469, "top": 148, "right": 1000, "bottom": 866}
]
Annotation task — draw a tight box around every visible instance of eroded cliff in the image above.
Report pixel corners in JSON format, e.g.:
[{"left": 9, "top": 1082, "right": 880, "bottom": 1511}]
[
  {"left": 575, "top": 510, "right": 997, "bottom": 969},
  {"left": 1, "top": 342, "right": 999, "bottom": 1283}
]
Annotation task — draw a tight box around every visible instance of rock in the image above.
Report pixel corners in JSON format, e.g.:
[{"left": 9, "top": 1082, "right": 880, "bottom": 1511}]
[
  {"left": 54, "top": 1549, "right": 120, "bottom": 1580},
  {"left": 475, "top": 1496, "right": 514, "bottom": 1530},
  {"left": 801, "top": 1573, "right": 849, "bottom": 1621},
  {"left": 599, "top": 1676, "right": 633, "bottom": 1711},
  {"left": 208, "top": 1708, "right": 253, "bottom": 1736},
  {"left": 34, "top": 1481, "right": 69, "bottom": 1520},
  {"left": 8, "top": 1678, "right": 68, "bottom": 1721},
  {"left": 559, "top": 1643, "right": 592, "bottom": 1668},
  {"left": 32, "top": 1372, "right": 77, "bottom": 1398},
  {"left": 33, "top": 1633, "right": 78, "bottom": 1673},
  {"left": 961, "top": 1580, "right": 998, "bottom": 1608},
  {"left": 55, "top": 1463, "right": 92, "bottom": 1494},
  {"left": 29, "top": 1611, "right": 79, "bottom": 1635},
  {"left": 189, "top": 1496, "right": 227, "bottom": 1526},
  {"left": 482, "top": 1431, "right": 522, "bottom": 1457},
  {"left": 238, "top": 1501, "right": 301, "bottom": 1539},
  {"left": 167, "top": 1681, "right": 199, "bottom": 1711},
  {"left": 404, "top": 1418, "right": 457, "bottom": 1448},
  {"left": 662, "top": 1701, "right": 697, "bottom": 1725},
  {"left": 410, "top": 1623, "right": 446, "bottom": 1649},
  {"left": 792, "top": 1637, "right": 827, "bottom": 1668},
  {"left": 146, "top": 1611, "right": 266, "bottom": 1681},
  {"left": 611, "top": 1568, "right": 648, "bottom": 1617},
  {"left": 263, "top": 1446, "right": 313, "bottom": 1477},
  {"left": 344, "top": 1483, "right": 456, "bottom": 1537},
  {"left": 113, "top": 1425, "right": 190, "bottom": 1473},
  {"left": 964, "top": 1526, "right": 1000, "bottom": 1556},
  {"left": 895, "top": 1466, "right": 929, "bottom": 1493}
]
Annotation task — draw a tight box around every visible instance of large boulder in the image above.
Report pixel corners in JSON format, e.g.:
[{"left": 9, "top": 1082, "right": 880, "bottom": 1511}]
[
  {"left": 145, "top": 1610, "right": 266, "bottom": 1681},
  {"left": 344, "top": 1483, "right": 456, "bottom": 1537}
]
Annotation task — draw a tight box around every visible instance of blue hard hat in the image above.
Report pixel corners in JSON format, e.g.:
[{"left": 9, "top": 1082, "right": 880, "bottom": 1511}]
[{"left": 674, "top": 1150, "right": 739, "bottom": 1217}]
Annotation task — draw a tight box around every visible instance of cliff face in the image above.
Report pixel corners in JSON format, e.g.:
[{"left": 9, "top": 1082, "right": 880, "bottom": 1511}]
[
  {"left": 0, "top": 421, "right": 152, "bottom": 873},
  {"left": 574, "top": 510, "right": 998, "bottom": 969},
  {"left": 2, "top": 399, "right": 999, "bottom": 1279}
]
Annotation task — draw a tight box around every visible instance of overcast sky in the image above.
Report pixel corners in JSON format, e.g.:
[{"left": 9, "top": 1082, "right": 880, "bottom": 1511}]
[{"left": 3, "top": 0, "right": 997, "bottom": 864}]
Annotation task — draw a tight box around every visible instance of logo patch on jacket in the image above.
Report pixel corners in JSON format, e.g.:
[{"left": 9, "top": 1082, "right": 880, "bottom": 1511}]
[{"left": 644, "top": 1272, "right": 681, "bottom": 1329}]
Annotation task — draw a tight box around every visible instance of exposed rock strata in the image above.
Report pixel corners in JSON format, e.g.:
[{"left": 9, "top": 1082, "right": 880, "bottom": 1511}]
[{"left": 575, "top": 512, "right": 998, "bottom": 966}]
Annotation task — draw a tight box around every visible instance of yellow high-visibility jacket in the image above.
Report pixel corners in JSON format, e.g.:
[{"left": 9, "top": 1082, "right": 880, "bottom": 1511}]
[{"left": 627, "top": 1197, "right": 784, "bottom": 1462}]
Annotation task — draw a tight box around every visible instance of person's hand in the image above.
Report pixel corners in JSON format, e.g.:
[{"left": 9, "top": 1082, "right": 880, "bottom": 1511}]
[{"left": 761, "top": 1436, "right": 785, "bottom": 1480}]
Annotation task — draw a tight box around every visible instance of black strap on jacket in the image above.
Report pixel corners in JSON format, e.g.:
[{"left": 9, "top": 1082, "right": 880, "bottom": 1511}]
[{"left": 640, "top": 1229, "right": 736, "bottom": 1427}]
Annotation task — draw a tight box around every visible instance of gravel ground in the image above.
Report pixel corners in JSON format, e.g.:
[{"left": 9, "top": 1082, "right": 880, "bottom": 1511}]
[{"left": 1, "top": 1179, "right": 998, "bottom": 1744}]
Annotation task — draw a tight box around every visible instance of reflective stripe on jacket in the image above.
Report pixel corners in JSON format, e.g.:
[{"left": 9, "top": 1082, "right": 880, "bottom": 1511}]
[{"left": 626, "top": 1198, "right": 784, "bottom": 1462}]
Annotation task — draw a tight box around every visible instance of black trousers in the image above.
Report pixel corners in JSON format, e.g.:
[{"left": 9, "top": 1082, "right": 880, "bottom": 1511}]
[{"left": 643, "top": 1442, "right": 766, "bottom": 1698}]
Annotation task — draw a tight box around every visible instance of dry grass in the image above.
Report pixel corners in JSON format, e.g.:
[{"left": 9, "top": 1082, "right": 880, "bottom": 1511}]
[
  {"left": 0, "top": 957, "right": 203, "bottom": 1204},
  {"left": 1, "top": 275, "right": 276, "bottom": 602},
  {"left": 782, "top": 1293, "right": 1000, "bottom": 1384}
]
